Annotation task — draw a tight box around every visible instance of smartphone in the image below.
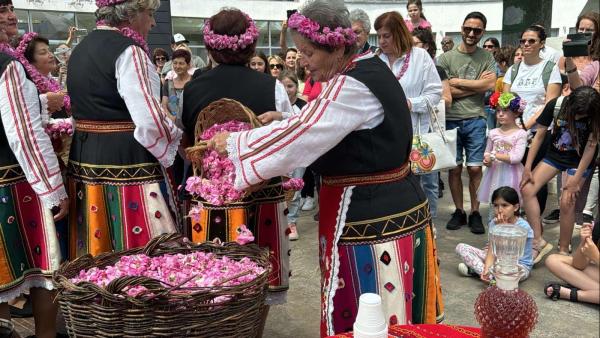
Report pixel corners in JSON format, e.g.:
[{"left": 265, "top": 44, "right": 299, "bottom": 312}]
[{"left": 287, "top": 9, "right": 297, "bottom": 19}]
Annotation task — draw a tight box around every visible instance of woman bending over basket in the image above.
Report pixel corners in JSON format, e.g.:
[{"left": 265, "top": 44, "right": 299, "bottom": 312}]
[
  {"left": 206, "top": 1, "right": 444, "bottom": 336},
  {"left": 66, "top": 0, "right": 182, "bottom": 259},
  {"left": 0, "top": 1, "right": 69, "bottom": 336}
]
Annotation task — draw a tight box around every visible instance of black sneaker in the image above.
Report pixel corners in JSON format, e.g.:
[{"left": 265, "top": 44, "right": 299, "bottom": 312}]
[
  {"left": 542, "top": 209, "right": 560, "bottom": 224},
  {"left": 469, "top": 211, "right": 485, "bottom": 234},
  {"left": 582, "top": 213, "right": 594, "bottom": 224},
  {"left": 446, "top": 209, "right": 467, "bottom": 230}
]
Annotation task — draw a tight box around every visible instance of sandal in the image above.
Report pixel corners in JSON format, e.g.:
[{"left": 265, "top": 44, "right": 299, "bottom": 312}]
[
  {"left": 544, "top": 282, "right": 562, "bottom": 300},
  {"left": 544, "top": 282, "right": 580, "bottom": 302},
  {"left": 533, "top": 241, "right": 554, "bottom": 264}
]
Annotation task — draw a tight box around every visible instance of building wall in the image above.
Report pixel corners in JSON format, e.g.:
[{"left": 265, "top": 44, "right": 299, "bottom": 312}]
[{"left": 12, "top": 0, "right": 592, "bottom": 57}]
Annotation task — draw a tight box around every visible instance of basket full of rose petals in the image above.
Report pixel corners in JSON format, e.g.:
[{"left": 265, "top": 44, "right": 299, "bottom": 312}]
[
  {"left": 53, "top": 234, "right": 270, "bottom": 337},
  {"left": 184, "top": 99, "right": 264, "bottom": 208}
]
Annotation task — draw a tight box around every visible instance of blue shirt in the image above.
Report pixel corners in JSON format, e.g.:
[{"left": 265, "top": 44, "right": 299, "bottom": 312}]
[{"left": 490, "top": 217, "right": 534, "bottom": 271}]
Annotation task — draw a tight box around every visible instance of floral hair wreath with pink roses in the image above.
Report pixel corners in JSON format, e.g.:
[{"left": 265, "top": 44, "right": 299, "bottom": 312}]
[
  {"left": 287, "top": 12, "right": 357, "bottom": 48},
  {"left": 95, "top": 0, "right": 128, "bottom": 7},
  {"left": 203, "top": 12, "right": 259, "bottom": 51}
]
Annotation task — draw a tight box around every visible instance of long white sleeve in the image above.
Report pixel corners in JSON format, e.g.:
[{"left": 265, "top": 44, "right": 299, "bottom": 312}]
[
  {"left": 0, "top": 61, "right": 66, "bottom": 208},
  {"left": 226, "top": 75, "right": 384, "bottom": 189},
  {"left": 408, "top": 53, "right": 442, "bottom": 114},
  {"left": 115, "top": 46, "right": 183, "bottom": 168}
]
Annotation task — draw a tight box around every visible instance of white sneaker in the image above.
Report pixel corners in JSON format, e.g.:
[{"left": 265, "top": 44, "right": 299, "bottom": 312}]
[
  {"left": 288, "top": 224, "right": 299, "bottom": 241},
  {"left": 458, "top": 263, "right": 476, "bottom": 277},
  {"left": 301, "top": 197, "right": 315, "bottom": 211}
]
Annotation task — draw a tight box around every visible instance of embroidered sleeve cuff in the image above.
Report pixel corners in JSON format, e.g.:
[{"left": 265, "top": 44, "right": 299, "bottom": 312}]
[
  {"left": 39, "top": 185, "right": 68, "bottom": 210},
  {"left": 158, "top": 128, "right": 183, "bottom": 168}
]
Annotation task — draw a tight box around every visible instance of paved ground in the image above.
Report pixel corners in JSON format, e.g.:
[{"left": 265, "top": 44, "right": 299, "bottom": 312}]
[
  {"left": 264, "top": 176, "right": 600, "bottom": 338},
  {"left": 14, "top": 177, "right": 600, "bottom": 337}
]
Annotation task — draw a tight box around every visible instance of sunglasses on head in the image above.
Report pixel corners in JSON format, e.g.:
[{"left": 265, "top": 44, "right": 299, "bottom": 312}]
[
  {"left": 462, "top": 26, "right": 483, "bottom": 36},
  {"left": 519, "top": 38, "right": 539, "bottom": 45},
  {"left": 270, "top": 64, "right": 284, "bottom": 70}
]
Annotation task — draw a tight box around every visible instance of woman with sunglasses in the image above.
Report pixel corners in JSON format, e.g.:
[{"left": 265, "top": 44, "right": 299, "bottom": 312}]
[
  {"left": 268, "top": 54, "right": 284, "bottom": 77},
  {"left": 504, "top": 25, "right": 562, "bottom": 264},
  {"left": 559, "top": 12, "right": 598, "bottom": 75},
  {"left": 482, "top": 37, "right": 499, "bottom": 54},
  {"left": 152, "top": 47, "right": 169, "bottom": 84}
]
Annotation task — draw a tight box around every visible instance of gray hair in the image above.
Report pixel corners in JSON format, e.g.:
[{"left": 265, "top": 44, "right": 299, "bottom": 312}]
[
  {"left": 349, "top": 8, "right": 371, "bottom": 34},
  {"left": 96, "top": 0, "right": 160, "bottom": 27},
  {"left": 297, "top": 0, "right": 357, "bottom": 54}
]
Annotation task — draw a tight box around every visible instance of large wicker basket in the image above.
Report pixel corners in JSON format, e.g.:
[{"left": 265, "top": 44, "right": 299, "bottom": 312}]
[
  {"left": 186, "top": 98, "right": 262, "bottom": 178},
  {"left": 53, "top": 234, "right": 270, "bottom": 337}
]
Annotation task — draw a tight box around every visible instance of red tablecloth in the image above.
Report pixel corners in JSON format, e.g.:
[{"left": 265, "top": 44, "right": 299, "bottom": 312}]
[{"left": 329, "top": 324, "right": 481, "bottom": 337}]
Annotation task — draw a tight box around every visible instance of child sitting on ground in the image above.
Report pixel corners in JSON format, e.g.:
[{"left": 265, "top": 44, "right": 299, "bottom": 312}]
[
  {"left": 544, "top": 221, "right": 600, "bottom": 304},
  {"left": 456, "top": 186, "right": 534, "bottom": 282}
]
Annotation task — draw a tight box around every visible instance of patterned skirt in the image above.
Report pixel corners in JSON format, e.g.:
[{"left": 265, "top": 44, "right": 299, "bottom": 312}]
[
  {"left": 318, "top": 176, "right": 444, "bottom": 337},
  {"left": 0, "top": 181, "right": 63, "bottom": 302},
  {"left": 188, "top": 179, "right": 289, "bottom": 304},
  {"left": 67, "top": 178, "right": 178, "bottom": 259}
]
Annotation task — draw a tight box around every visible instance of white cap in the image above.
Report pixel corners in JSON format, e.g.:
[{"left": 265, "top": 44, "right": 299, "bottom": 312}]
[{"left": 173, "top": 33, "right": 189, "bottom": 44}]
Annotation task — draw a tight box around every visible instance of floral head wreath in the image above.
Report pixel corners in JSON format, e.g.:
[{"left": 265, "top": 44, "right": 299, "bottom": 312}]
[
  {"left": 203, "top": 12, "right": 259, "bottom": 51},
  {"left": 489, "top": 91, "right": 526, "bottom": 115},
  {"left": 287, "top": 12, "right": 357, "bottom": 48},
  {"left": 14, "top": 32, "right": 71, "bottom": 112},
  {"left": 96, "top": 0, "right": 127, "bottom": 8}
]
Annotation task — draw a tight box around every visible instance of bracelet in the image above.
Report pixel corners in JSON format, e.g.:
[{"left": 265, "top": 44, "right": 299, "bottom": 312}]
[
  {"left": 490, "top": 151, "right": 497, "bottom": 162},
  {"left": 566, "top": 67, "right": 578, "bottom": 74}
]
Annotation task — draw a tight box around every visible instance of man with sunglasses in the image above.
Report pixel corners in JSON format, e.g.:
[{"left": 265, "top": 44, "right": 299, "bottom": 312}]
[{"left": 437, "top": 11, "right": 496, "bottom": 235}]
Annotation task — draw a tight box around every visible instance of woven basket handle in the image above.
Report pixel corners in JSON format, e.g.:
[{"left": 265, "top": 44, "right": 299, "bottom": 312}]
[
  {"left": 104, "top": 275, "right": 164, "bottom": 295},
  {"left": 142, "top": 233, "right": 190, "bottom": 256}
]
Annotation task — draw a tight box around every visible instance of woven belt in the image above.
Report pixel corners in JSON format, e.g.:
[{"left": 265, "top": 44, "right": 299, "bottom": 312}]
[
  {"left": 322, "top": 163, "right": 410, "bottom": 187},
  {"left": 75, "top": 120, "right": 135, "bottom": 133}
]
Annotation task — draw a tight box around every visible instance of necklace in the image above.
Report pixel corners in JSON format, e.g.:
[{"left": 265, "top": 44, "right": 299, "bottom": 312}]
[{"left": 395, "top": 50, "right": 411, "bottom": 80}]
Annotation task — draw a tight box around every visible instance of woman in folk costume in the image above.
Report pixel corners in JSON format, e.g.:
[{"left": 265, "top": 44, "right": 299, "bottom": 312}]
[
  {"left": 66, "top": 0, "right": 182, "bottom": 259},
  {"left": 0, "top": 1, "right": 69, "bottom": 336},
  {"left": 181, "top": 8, "right": 293, "bottom": 306},
  {"left": 208, "top": 1, "right": 444, "bottom": 336}
]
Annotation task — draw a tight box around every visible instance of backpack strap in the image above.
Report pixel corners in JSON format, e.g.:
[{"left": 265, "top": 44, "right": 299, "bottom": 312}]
[
  {"left": 553, "top": 95, "right": 565, "bottom": 119},
  {"left": 542, "top": 60, "right": 556, "bottom": 89},
  {"left": 510, "top": 62, "right": 521, "bottom": 84}
]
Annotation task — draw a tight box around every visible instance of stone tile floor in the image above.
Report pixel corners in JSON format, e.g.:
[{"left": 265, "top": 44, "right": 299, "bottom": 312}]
[{"left": 14, "top": 177, "right": 600, "bottom": 337}]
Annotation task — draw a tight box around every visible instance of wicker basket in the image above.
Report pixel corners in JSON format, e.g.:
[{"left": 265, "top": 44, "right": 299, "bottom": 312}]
[
  {"left": 185, "top": 98, "right": 262, "bottom": 177},
  {"left": 53, "top": 234, "right": 270, "bottom": 337}
]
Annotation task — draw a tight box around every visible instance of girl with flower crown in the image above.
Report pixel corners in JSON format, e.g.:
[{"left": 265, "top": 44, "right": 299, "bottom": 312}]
[
  {"left": 477, "top": 92, "right": 528, "bottom": 223},
  {"left": 521, "top": 86, "right": 600, "bottom": 258},
  {"left": 0, "top": 1, "right": 69, "bottom": 336},
  {"left": 65, "top": 0, "right": 181, "bottom": 260},
  {"left": 206, "top": 1, "right": 443, "bottom": 335}
]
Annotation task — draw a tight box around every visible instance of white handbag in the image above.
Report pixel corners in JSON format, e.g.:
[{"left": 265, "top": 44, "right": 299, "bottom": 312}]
[{"left": 409, "top": 99, "right": 457, "bottom": 175}]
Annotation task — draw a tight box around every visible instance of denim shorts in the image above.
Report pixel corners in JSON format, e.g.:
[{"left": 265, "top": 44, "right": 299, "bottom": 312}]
[
  {"left": 542, "top": 158, "right": 593, "bottom": 178},
  {"left": 446, "top": 117, "right": 487, "bottom": 166}
]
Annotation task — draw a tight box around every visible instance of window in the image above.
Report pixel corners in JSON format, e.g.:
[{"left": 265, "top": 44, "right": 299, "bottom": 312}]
[
  {"left": 255, "top": 20, "right": 269, "bottom": 47},
  {"left": 15, "top": 9, "right": 29, "bottom": 35},
  {"left": 75, "top": 13, "right": 96, "bottom": 42},
  {"left": 30, "top": 11, "right": 75, "bottom": 45},
  {"left": 172, "top": 17, "right": 204, "bottom": 45}
]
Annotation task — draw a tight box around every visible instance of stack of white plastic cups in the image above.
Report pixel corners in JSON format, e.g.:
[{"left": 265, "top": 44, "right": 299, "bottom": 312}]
[{"left": 353, "top": 293, "right": 388, "bottom": 338}]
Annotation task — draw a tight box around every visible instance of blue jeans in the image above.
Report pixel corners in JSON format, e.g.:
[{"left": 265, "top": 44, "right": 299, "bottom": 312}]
[
  {"left": 287, "top": 167, "right": 306, "bottom": 224},
  {"left": 446, "top": 117, "right": 487, "bottom": 166},
  {"left": 485, "top": 106, "right": 496, "bottom": 130},
  {"left": 419, "top": 172, "right": 439, "bottom": 218}
]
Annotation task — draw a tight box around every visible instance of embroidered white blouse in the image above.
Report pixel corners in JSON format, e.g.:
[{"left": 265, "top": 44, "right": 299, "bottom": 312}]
[
  {"left": 115, "top": 45, "right": 183, "bottom": 168},
  {"left": 378, "top": 47, "right": 442, "bottom": 133},
  {"left": 0, "top": 60, "right": 67, "bottom": 208},
  {"left": 226, "top": 54, "right": 386, "bottom": 190}
]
